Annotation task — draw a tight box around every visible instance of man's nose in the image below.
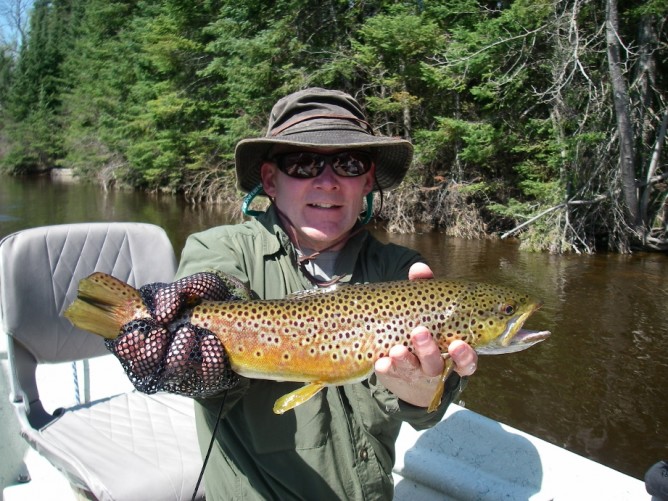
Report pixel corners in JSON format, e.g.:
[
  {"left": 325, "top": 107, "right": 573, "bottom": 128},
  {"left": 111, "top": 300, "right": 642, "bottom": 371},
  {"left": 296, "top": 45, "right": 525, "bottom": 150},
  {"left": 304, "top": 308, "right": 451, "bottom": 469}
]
[{"left": 313, "top": 163, "right": 340, "bottom": 187}]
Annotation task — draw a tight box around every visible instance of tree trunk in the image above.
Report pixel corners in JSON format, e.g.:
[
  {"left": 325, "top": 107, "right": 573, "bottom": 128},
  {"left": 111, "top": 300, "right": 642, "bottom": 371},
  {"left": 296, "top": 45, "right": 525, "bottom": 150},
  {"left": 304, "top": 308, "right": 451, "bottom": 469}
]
[{"left": 605, "top": 0, "right": 641, "bottom": 231}]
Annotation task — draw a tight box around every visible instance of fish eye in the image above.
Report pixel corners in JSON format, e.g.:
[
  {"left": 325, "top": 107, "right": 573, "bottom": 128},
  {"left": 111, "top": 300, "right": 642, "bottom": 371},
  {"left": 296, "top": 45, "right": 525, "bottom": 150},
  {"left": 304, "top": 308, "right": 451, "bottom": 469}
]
[{"left": 501, "top": 303, "right": 515, "bottom": 315}]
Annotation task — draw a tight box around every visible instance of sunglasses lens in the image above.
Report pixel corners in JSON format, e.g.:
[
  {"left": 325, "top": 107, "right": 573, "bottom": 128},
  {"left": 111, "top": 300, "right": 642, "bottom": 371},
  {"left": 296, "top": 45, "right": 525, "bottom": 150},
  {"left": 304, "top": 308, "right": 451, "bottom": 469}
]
[
  {"left": 277, "top": 152, "right": 371, "bottom": 178},
  {"left": 277, "top": 153, "right": 323, "bottom": 178},
  {"left": 330, "top": 152, "right": 371, "bottom": 177}
]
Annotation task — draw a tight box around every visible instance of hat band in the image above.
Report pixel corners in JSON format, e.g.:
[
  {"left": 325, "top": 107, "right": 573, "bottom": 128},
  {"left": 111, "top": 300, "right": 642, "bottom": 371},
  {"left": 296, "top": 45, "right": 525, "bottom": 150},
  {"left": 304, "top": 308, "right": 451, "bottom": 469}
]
[{"left": 271, "top": 114, "right": 375, "bottom": 137}]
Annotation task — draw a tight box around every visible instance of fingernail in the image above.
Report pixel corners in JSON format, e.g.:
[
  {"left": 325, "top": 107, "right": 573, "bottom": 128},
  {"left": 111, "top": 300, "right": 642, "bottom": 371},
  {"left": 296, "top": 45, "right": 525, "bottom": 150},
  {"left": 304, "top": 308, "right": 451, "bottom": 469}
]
[
  {"left": 448, "top": 341, "right": 464, "bottom": 356},
  {"left": 413, "top": 330, "right": 430, "bottom": 345}
]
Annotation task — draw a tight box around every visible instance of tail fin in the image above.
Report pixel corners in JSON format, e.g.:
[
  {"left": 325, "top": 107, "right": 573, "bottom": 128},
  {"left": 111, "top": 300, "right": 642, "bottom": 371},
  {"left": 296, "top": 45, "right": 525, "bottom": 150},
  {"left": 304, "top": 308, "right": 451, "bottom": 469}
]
[{"left": 64, "top": 272, "right": 150, "bottom": 339}]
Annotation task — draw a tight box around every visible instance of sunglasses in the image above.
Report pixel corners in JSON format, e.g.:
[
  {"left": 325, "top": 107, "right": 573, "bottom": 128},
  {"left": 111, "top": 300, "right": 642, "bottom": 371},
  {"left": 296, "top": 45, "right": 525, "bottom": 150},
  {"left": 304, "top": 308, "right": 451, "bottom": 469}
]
[{"left": 273, "top": 151, "right": 373, "bottom": 179}]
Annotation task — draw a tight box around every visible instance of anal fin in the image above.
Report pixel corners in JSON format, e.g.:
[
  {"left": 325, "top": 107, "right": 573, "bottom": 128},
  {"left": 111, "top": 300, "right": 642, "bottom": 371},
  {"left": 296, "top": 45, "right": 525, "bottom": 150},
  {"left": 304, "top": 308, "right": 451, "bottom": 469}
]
[
  {"left": 273, "top": 382, "right": 326, "bottom": 414},
  {"left": 427, "top": 354, "right": 455, "bottom": 413}
]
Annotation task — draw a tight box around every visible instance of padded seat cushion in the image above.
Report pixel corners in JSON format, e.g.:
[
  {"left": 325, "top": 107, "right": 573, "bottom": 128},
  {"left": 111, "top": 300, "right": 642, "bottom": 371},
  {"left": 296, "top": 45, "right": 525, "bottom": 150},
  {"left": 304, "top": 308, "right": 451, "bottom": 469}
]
[
  {"left": 1, "top": 223, "right": 206, "bottom": 500},
  {"left": 36, "top": 392, "right": 204, "bottom": 501}
]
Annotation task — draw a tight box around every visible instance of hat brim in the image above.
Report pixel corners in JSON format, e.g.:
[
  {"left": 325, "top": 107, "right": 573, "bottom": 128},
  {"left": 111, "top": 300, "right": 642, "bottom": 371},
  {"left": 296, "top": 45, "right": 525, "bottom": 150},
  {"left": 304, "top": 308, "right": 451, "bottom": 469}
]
[{"left": 235, "top": 129, "right": 413, "bottom": 193}]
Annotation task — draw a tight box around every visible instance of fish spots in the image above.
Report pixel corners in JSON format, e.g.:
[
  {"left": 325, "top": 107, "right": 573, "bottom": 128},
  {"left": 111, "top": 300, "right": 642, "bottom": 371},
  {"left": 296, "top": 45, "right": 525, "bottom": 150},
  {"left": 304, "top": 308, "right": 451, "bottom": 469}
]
[
  {"left": 185, "top": 277, "right": 538, "bottom": 373},
  {"left": 259, "top": 332, "right": 281, "bottom": 347}
]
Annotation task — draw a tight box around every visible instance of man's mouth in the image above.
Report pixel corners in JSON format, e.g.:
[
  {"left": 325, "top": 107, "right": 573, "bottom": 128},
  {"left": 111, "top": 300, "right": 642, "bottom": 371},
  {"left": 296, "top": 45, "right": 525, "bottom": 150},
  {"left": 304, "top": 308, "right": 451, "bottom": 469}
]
[{"left": 308, "top": 203, "right": 341, "bottom": 209}]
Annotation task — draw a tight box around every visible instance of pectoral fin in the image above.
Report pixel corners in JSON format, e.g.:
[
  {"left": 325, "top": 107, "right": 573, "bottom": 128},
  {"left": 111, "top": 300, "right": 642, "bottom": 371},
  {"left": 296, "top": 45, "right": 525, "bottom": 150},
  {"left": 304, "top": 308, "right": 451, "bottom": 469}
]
[
  {"left": 273, "top": 382, "right": 326, "bottom": 414},
  {"left": 427, "top": 354, "right": 455, "bottom": 413}
]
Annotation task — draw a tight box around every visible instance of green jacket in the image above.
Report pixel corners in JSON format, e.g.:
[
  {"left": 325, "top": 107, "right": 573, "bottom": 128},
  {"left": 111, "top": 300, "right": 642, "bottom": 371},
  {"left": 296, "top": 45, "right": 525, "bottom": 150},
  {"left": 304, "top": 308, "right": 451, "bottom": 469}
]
[{"left": 176, "top": 206, "right": 465, "bottom": 501}]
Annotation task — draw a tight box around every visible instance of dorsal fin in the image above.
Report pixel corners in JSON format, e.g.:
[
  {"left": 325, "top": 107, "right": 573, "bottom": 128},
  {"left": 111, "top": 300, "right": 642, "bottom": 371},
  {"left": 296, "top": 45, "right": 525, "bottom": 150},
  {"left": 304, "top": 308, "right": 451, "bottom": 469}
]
[
  {"left": 284, "top": 283, "right": 346, "bottom": 300},
  {"left": 209, "top": 270, "right": 257, "bottom": 300}
]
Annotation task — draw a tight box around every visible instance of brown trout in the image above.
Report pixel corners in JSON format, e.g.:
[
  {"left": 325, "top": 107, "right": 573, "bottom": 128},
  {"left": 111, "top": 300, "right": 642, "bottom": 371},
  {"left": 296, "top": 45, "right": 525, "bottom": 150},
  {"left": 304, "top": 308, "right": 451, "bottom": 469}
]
[{"left": 64, "top": 272, "right": 550, "bottom": 414}]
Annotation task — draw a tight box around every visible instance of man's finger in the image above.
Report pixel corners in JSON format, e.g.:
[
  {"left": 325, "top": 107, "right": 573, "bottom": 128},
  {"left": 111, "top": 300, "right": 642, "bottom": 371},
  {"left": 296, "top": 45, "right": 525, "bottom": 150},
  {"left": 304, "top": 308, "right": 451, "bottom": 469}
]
[
  {"left": 408, "top": 262, "right": 434, "bottom": 280},
  {"left": 449, "top": 340, "right": 478, "bottom": 376},
  {"left": 410, "top": 326, "right": 443, "bottom": 377}
]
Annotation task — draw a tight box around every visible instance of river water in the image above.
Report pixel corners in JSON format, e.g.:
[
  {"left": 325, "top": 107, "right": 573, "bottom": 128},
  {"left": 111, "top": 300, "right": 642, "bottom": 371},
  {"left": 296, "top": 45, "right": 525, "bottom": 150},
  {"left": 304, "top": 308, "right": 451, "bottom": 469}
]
[{"left": 1, "top": 175, "right": 666, "bottom": 480}]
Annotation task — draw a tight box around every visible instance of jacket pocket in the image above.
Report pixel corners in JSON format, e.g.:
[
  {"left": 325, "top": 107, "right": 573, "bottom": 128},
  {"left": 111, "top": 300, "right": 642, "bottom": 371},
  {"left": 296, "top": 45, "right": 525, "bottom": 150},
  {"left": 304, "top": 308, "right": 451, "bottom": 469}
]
[{"left": 245, "top": 381, "right": 331, "bottom": 454}]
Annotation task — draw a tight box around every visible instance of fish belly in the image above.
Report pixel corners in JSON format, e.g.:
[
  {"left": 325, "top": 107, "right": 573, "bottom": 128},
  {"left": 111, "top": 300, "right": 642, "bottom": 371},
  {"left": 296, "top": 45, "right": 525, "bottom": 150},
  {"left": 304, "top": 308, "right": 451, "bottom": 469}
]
[{"left": 193, "top": 302, "right": 384, "bottom": 384}]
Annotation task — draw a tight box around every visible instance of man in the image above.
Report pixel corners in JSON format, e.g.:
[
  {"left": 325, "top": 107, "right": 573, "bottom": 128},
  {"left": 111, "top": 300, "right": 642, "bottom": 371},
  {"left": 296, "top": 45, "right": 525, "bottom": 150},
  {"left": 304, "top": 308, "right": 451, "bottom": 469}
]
[{"left": 114, "top": 88, "right": 477, "bottom": 499}]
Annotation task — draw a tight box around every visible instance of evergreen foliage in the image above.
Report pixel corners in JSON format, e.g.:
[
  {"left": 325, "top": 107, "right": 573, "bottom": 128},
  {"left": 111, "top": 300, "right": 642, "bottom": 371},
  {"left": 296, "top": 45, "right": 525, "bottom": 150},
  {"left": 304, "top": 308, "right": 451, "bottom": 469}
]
[{"left": 0, "top": 0, "right": 665, "bottom": 253}]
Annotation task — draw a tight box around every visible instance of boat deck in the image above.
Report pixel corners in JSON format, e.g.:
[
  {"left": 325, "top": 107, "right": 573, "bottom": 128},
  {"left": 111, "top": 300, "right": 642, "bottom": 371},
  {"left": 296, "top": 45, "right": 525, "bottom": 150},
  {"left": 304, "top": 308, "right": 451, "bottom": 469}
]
[{"left": 1, "top": 339, "right": 648, "bottom": 500}]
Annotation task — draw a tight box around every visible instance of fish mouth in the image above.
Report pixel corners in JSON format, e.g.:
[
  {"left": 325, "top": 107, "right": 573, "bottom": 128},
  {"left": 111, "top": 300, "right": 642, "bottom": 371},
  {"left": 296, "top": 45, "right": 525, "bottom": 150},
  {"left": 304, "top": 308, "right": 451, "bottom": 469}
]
[
  {"left": 478, "top": 302, "right": 551, "bottom": 355},
  {"left": 509, "top": 328, "right": 551, "bottom": 348}
]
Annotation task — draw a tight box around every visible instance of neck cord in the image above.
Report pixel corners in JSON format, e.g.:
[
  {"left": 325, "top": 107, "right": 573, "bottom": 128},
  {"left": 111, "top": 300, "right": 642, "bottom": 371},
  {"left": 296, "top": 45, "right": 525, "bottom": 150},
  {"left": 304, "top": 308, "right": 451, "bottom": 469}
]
[{"left": 272, "top": 204, "right": 365, "bottom": 287}]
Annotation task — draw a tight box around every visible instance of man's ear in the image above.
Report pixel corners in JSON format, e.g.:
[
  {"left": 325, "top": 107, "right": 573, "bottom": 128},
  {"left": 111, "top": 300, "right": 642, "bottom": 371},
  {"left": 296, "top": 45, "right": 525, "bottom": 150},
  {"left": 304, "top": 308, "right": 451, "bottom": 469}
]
[
  {"left": 363, "top": 163, "right": 376, "bottom": 194},
  {"left": 260, "top": 161, "right": 278, "bottom": 197}
]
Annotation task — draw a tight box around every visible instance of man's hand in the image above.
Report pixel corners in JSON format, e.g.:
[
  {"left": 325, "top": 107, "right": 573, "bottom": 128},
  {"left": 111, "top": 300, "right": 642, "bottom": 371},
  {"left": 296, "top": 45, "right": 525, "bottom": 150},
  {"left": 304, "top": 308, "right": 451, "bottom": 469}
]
[{"left": 374, "top": 262, "right": 478, "bottom": 408}]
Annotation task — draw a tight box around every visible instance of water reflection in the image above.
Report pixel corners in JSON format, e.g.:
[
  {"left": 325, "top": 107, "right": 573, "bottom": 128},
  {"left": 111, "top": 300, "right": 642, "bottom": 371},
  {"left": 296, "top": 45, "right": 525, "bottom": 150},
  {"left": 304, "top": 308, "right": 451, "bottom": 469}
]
[
  {"left": 0, "top": 176, "right": 238, "bottom": 257},
  {"left": 377, "top": 231, "right": 668, "bottom": 479},
  {"left": 2, "top": 176, "right": 666, "bottom": 480}
]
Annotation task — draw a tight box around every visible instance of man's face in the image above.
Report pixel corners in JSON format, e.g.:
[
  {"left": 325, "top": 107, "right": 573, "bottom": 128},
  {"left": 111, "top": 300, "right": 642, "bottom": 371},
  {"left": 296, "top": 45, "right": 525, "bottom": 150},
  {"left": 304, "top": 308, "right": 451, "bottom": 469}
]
[{"left": 260, "top": 148, "right": 375, "bottom": 251}]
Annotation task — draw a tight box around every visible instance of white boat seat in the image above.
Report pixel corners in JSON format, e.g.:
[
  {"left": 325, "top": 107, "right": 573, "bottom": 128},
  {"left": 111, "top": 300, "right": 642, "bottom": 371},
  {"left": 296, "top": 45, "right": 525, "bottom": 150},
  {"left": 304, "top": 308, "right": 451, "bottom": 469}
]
[{"left": 0, "top": 222, "right": 205, "bottom": 500}]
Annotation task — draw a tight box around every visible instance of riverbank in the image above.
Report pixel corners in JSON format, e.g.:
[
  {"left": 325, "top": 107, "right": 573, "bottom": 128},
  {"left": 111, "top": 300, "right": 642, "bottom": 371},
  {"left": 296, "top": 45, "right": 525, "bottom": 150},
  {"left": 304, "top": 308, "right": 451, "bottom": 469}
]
[{"left": 49, "top": 168, "right": 76, "bottom": 183}]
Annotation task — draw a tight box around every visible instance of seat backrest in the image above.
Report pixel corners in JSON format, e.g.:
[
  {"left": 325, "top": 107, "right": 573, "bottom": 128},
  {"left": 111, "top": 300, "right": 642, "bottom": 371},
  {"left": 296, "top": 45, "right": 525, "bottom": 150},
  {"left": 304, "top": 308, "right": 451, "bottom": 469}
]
[{"left": 0, "top": 222, "right": 177, "bottom": 428}]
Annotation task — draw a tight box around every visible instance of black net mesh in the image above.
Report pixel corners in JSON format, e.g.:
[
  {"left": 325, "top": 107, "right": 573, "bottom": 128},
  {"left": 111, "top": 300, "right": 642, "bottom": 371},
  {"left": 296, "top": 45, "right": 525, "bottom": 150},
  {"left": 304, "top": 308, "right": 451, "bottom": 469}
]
[
  {"left": 106, "top": 272, "right": 242, "bottom": 397},
  {"left": 141, "top": 272, "right": 243, "bottom": 323}
]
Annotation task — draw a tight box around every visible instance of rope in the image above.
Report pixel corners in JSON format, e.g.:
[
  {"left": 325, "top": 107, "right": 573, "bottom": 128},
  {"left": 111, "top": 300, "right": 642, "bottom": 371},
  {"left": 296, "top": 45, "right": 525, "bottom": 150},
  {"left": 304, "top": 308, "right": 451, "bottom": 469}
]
[
  {"left": 191, "top": 390, "right": 228, "bottom": 501},
  {"left": 71, "top": 362, "right": 81, "bottom": 405}
]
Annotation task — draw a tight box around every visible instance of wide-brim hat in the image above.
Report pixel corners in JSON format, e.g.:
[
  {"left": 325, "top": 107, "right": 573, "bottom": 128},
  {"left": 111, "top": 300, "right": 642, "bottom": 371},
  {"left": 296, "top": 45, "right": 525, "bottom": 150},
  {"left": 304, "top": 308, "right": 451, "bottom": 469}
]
[{"left": 235, "top": 87, "right": 413, "bottom": 193}]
